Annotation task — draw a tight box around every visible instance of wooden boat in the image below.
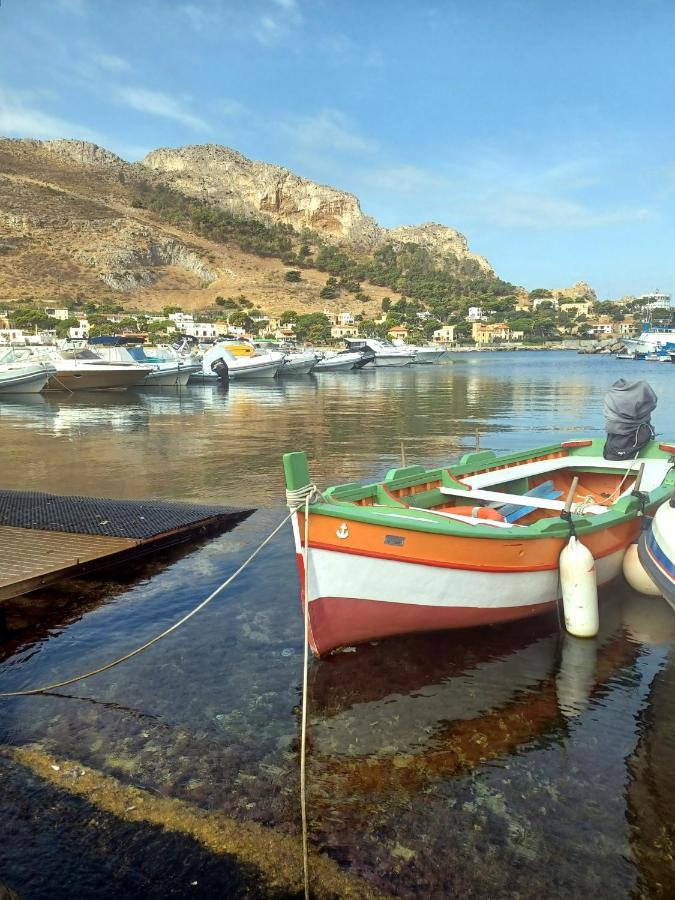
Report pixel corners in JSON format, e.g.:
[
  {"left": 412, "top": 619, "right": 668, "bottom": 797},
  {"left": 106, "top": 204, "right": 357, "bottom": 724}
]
[
  {"left": 639, "top": 490, "right": 675, "bottom": 610},
  {"left": 283, "top": 439, "right": 675, "bottom": 656}
]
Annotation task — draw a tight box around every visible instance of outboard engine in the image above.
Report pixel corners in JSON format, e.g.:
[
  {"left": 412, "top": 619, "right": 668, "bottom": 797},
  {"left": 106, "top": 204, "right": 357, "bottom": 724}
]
[
  {"left": 603, "top": 379, "right": 657, "bottom": 460},
  {"left": 210, "top": 357, "right": 229, "bottom": 383}
]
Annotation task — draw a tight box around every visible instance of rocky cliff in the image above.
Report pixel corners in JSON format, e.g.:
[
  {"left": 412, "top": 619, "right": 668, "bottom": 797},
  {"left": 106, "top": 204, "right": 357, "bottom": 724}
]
[{"left": 138, "top": 144, "right": 492, "bottom": 270}]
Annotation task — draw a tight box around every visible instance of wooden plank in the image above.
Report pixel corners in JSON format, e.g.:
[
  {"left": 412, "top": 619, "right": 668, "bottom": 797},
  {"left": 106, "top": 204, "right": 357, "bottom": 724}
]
[
  {"left": 438, "top": 486, "right": 606, "bottom": 515},
  {"left": 0, "top": 526, "right": 137, "bottom": 602}
]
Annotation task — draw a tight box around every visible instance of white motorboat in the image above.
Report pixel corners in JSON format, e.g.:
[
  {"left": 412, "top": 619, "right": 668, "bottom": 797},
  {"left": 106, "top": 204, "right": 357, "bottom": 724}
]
[
  {"left": 278, "top": 350, "right": 319, "bottom": 375},
  {"left": 199, "top": 344, "right": 284, "bottom": 380},
  {"left": 391, "top": 338, "right": 446, "bottom": 364},
  {"left": 411, "top": 345, "right": 447, "bottom": 364},
  {"left": 623, "top": 325, "right": 675, "bottom": 355},
  {"left": 28, "top": 346, "right": 152, "bottom": 391},
  {"left": 0, "top": 348, "right": 56, "bottom": 393},
  {"left": 312, "top": 351, "right": 362, "bottom": 371},
  {"left": 345, "top": 338, "right": 416, "bottom": 367},
  {"left": 90, "top": 339, "right": 200, "bottom": 386}
]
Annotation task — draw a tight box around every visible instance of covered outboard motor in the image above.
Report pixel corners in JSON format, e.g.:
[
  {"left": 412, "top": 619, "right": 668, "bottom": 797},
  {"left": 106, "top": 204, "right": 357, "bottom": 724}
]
[
  {"left": 210, "top": 357, "right": 229, "bottom": 382},
  {"left": 603, "top": 379, "right": 657, "bottom": 460}
]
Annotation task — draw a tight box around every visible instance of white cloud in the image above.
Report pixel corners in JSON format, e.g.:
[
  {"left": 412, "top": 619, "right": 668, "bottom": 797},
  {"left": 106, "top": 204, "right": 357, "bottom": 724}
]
[
  {"left": 0, "top": 86, "right": 101, "bottom": 141},
  {"left": 92, "top": 53, "right": 131, "bottom": 73},
  {"left": 281, "top": 109, "right": 377, "bottom": 156},
  {"left": 479, "top": 191, "right": 654, "bottom": 230},
  {"left": 365, "top": 164, "right": 448, "bottom": 194},
  {"left": 255, "top": 0, "right": 303, "bottom": 45},
  {"left": 113, "top": 87, "right": 209, "bottom": 131}
]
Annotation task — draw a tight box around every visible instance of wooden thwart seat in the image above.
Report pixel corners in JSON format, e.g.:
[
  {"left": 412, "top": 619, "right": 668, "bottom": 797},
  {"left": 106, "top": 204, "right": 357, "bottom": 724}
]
[{"left": 439, "top": 485, "right": 607, "bottom": 516}]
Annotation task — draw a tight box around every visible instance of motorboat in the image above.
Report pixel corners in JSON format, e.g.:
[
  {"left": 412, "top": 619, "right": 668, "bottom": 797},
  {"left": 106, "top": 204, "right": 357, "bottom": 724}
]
[
  {"left": 639, "top": 490, "right": 675, "bottom": 611},
  {"left": 251, "top": 342, "right": 319, "bottom": 375},
  {"left": 0, "top": 348, "right": 56, "bottom": 393},
  {"left": 89, "top": 337, "right": 201, "bottom": 386},
  {"left": 282, "top": 438, "right": 675, "bottom": 656},
  {"left": 312, "top": 350, "right": 362, "bottom": 372},
  {"left": 391, "top": 339, "right": 446, "bottom": 364},
  {"left": 199, "top": 344, "right": 284, "bottom": 380},
  {"left": 411, "top": 345, "right": 447, "bottom": 364},
  {"left": 278, "top": 349, "right": 319, "bottom": 375},
  {"left": 24, "top": 346, "right": 152, "bottom": 392},
  {"left": 345, "top": 338, "right": 415, "bottom": 367},
  {"left": 623, "top": 325, "right": 675, "bottom": 356}
]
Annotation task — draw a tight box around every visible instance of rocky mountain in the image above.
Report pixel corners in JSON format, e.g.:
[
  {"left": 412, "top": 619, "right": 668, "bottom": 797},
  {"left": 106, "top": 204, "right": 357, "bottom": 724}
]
[
  {"left": 0, "top": 137, "right": 497, "bottom": 314},
  {"left": 139, "top": 143, "right": 493, "bottom": 272}
]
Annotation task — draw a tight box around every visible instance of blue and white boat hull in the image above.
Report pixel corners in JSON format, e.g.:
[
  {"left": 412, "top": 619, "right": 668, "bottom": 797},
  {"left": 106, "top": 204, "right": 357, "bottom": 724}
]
[{"left": 639, "top": 497, "right": 675, "bottom": 611}]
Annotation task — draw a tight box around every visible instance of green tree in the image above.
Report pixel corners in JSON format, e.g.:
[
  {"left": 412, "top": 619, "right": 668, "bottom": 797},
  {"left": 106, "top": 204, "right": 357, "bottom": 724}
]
[
  {"left": 284, "top": 270, "right": 302, "bottom": 282},
  {"left": 280, "top": 310, "right": 298, "bottom": 325}
]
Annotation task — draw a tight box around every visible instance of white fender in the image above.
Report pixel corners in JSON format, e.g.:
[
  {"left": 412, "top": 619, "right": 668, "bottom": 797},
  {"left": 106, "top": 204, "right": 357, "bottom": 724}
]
[
  {"left": 559, "top": 536, "right": 599, "bottom": 638},
  {"left": 622, "top": 541, "right": 661, "bottom": 596}
]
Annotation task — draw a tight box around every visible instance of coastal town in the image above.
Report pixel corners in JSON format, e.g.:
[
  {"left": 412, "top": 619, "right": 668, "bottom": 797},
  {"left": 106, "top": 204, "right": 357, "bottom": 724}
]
[{"left": 0, "top": 287, "right": 670, "bottom": 349}]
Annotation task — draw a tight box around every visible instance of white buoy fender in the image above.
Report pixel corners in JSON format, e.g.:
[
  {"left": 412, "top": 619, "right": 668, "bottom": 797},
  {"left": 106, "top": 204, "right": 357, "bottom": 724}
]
[
  {"left": 559, "top": 535, "right": 599, "bottom": 638},
  {"left": 622, "top": 541, "right": 661, "bottom": 596}
]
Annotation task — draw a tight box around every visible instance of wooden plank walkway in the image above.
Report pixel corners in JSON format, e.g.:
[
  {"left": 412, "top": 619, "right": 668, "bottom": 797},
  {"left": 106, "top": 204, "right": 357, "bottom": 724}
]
[
  {"left": 0, "top": 490, "right": 253, "bottom": 604},
  {"left": 0, "top": 526, "right": 136, "bottom": 601}
]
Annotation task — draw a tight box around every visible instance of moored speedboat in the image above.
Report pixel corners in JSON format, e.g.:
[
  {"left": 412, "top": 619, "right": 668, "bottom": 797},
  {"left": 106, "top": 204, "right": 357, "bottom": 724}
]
[
  {"left": 639, "top": 492, "right": 675, "bottom": 611},
  {"left": 345, "top": 338, "right": 415, "bottom": 367},
  {"left": 283, "top": 438, "right": 675, "bottom": 656},
  {"left": 90, "top": 338, "right": 200, "bottom": 386},
  {"left": 28, "top": 346, "right": 152, "bottom": 391},
  {"left": 411, "top": 345, "right": 447, "bottom": 364},
  {"left": 278, "top": 349, "right": 319, "bottom": 375},
  {"left": 0, "top": 349, "right": 56, "bottom": 393},
  {"left": 312, "top": 351, "right": 362, "bottom": 371},
  {"left": 199, "top": 344, "right": 284, "bottom": 380}
]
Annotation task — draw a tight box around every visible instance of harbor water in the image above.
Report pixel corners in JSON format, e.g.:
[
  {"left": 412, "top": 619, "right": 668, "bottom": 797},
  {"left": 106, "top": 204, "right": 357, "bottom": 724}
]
[{"left": 0, "top": 351, "right": 674, "bottom": 898}]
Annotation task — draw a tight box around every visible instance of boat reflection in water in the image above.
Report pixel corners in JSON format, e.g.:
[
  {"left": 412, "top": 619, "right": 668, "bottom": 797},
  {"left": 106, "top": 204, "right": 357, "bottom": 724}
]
[{"left": 304, "top": 585, "right": 673, "bottom": 895}]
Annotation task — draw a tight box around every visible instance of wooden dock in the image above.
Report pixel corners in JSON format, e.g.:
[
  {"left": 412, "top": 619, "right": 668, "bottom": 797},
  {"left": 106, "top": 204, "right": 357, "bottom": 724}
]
[{"left": 0, "top": 490, "right": 253, "bottom": 603}]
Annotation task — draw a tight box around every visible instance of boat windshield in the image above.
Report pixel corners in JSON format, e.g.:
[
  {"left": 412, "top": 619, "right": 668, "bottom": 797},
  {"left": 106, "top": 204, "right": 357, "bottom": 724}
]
[{"left": 126, "top": 346, "right": 150, "bottom": 363}]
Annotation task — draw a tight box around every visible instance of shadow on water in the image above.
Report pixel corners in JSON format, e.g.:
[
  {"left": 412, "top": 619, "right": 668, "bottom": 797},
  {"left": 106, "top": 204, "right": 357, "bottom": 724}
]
[{"left": 0, "top": 354, "right": 674, "bottom": 897}]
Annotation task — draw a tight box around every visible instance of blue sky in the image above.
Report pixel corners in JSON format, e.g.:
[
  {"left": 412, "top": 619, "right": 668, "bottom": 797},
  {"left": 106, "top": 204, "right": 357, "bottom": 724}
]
[{"left": 1, "top": 0, "right": 674, "bottom": 299}]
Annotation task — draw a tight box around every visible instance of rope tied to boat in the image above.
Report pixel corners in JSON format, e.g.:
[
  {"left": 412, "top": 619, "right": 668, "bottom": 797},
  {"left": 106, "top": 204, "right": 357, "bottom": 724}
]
[
  {"left": 0, "top": 510, "right": 297, "bottom": 698},
  {"left": 285, "top": 483, "right": 322, "bottom": 508}
]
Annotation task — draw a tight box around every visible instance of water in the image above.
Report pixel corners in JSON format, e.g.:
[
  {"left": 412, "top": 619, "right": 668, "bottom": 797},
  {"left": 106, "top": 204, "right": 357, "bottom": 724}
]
[{"left": 0, "top": 352, "right": 674, "bottom": 898}]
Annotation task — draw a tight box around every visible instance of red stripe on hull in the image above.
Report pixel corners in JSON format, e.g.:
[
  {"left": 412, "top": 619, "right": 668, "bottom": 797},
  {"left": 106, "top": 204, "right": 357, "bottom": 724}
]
[{"left": 308, "top": 595, "right": 556, "bottom": 657}]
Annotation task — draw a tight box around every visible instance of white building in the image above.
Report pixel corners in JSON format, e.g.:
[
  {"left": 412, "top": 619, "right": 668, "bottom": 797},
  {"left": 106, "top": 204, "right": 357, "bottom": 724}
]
[
  {"left": 432, "top": 324, "right": 457, "bottom": 343},
  {"left": 182, "top": 321, "right": 218, "bottom": 339},
  {"left": 45, "top": 307, "right": 71, "bottom": 321},
  {"left": 467, "top": 306, "right": 485, "bottom": 321},
  {"left": 0, "top": 328, "right": 26, "bottom": 344},
  {"left": 68, "top": 319, "right": 90, "bottom": 340},
  {"left": 636, "top": 291, "right": 672, "bottom": 309}
]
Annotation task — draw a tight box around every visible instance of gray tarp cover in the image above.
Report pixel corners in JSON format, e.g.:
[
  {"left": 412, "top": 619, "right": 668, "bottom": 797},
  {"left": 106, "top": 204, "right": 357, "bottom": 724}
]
[{"left": 604, "top": 379, "right": 657, "bottom": 435}]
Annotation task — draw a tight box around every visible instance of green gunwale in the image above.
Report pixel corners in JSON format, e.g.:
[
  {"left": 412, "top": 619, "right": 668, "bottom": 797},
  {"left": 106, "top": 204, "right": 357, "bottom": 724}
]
[{"left": 283, "top": 439, "right": 675, "bottom": 541}]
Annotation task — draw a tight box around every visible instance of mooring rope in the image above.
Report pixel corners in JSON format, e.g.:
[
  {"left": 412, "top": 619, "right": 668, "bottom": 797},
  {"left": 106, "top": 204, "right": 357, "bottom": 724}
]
[
  {"left": 0, "top": 509, "right": 295, "bottom": 698},
  {"left": 300, "top": 491, "right": 311, "bottom": 900}
]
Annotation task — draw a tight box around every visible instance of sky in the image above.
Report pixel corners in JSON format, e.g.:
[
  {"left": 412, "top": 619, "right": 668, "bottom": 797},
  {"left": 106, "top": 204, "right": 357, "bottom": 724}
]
[{"left": 1, "top": 0, "right": 675, "bottom": 299}]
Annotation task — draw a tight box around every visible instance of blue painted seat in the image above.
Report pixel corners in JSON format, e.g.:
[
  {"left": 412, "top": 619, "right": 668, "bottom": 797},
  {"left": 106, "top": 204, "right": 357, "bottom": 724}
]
[{"left": 498, "top": 480, "right": 563, "bottom": 523}]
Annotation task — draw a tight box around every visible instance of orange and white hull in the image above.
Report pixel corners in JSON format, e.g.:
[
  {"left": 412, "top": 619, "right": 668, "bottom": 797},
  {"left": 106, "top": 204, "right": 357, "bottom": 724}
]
[{"left": 292, "top": 512, "right": 634, "bottom": 656}]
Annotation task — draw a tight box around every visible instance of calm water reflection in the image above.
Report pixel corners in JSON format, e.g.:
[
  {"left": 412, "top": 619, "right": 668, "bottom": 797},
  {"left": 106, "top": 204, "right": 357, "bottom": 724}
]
[{"left": 0, "top": 352, "right": 674, "bottom": 898}]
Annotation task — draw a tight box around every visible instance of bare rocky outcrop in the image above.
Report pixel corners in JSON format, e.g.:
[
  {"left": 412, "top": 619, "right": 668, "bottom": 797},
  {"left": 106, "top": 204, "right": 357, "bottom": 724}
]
[
  {"left": 41, "top": 139, "right": 126, "bottom": 169},
  {"left": 553, "top": 281, "right": 597, "bottom": 301},
  {"left": 74, "top": 222, "right": 216, "bottom": 291},
  {"left": 139, "top": 144, "right": 381, "bottom": 242},
  {"left": 384, "top": 222, "right": 493, "bottom": 272}
]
